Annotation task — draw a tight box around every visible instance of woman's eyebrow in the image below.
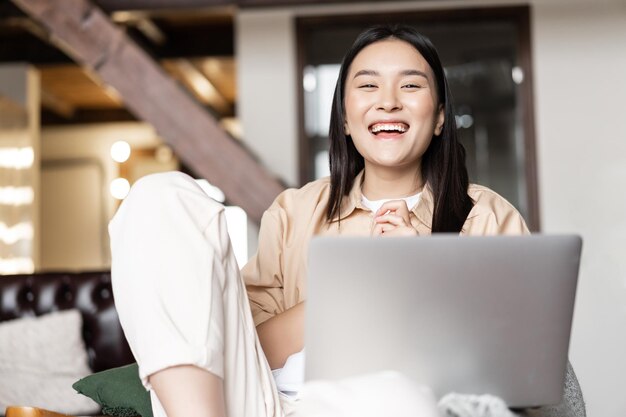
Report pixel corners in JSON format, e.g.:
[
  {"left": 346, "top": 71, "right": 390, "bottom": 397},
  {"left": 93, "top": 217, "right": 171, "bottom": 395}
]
[
  {"left": 401, "top": 69, "right": 429, "bottom": 79},
  {"left": 352, "top": 69, "right": 429, "bottom": 79},
  {"left": 353, "top": 69, "right": 379, "bottom": 78}
]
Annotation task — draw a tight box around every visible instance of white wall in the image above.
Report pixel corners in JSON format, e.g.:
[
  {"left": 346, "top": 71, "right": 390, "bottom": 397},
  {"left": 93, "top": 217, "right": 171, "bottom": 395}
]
[
  {"left": 237, "top": 10, "right": 299, "bottom": 187},
  {"left": 237, "top": 2, "right": 626, "bottom": 415},
  {"left": 532, "top": 3, "right": 626, "bottom": 416}
]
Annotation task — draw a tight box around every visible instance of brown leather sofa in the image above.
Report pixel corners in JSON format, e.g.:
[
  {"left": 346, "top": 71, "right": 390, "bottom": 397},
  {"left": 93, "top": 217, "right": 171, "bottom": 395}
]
[{"left": 0, "top": 271, "right": 134, "bottom": 373}]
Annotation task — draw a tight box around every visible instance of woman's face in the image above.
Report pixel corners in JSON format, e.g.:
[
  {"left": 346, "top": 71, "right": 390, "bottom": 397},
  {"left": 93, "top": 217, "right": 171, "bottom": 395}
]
[{"left": 344, "top": 39, "right": 444, "bottom": 171}]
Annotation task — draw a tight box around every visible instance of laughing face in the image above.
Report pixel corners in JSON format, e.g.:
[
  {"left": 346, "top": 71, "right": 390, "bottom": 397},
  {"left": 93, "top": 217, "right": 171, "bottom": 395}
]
[{"left": 343, "top": 38, "right": 444, "bottom": 172}]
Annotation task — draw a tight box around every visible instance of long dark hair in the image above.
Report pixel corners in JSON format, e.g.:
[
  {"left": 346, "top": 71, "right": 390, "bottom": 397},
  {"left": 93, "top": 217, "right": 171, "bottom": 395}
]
[{"left": 326, "top": 24, "right": 473, "bottom": 233}]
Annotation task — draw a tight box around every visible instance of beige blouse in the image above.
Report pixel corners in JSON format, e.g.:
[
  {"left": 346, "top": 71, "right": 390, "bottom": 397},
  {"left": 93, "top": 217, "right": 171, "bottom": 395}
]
[{"left": 241, "top": 171, "right": 530, "bottom": 326}]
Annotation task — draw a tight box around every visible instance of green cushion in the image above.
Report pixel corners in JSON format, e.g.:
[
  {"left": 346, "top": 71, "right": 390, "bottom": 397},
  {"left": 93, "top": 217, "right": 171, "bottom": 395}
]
[{"left": 72, "top": 363, "right": 152, "bottom": 417}]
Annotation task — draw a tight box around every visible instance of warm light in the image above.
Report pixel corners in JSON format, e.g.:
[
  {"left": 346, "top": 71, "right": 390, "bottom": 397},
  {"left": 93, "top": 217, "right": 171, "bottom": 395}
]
[
  {"left": 0, "top": 186, "right": 34, "bottom": 206},
  {"left": 111, "top": 141, "right": 131, "bottom": 163},
  {"left": 110, "top": 178, "right": 131, "bottom": 200},
  {"left": 220, "top": 118, "right": 243, "bottom": 140},
  {"left": 0, "top": 221, "right": 33, "bottom": 244},
  {"left": 0, "top": 147, "right": 34, "bottom": 169},
  {"left": 176, "top": 60, "right": 227, "bottom": 110},
  {"left": 512, "top": 66, "right": 524, "bottom": 85},
  {"left": 155, "top": 145, "right": 174, "bottom": 163},
  {"left": 303, "top": 67, "right": 317, "bottom": 92},
  {"left": 0, "top": 257, "right": 35, "bottom": 275}
]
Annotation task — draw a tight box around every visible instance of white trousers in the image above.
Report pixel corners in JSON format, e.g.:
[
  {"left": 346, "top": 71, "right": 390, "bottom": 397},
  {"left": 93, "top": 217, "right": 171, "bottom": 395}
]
[{"left": 109, "top": 172, "right": 440, "bottom": 417}]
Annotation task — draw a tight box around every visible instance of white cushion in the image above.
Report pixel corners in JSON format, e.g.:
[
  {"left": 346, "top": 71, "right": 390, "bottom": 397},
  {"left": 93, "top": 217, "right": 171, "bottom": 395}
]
[{"left": 0, "top": 310, "right": 100, "bottom": 415}]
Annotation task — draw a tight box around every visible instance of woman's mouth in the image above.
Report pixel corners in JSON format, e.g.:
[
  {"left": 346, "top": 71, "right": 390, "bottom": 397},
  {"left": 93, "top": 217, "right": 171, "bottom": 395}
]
[{"left": 368, "top": 122, "right": 409, "bottom": 138}]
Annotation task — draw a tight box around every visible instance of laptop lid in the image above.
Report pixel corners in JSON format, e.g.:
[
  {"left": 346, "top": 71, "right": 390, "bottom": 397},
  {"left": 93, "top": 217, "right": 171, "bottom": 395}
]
[{"left": 305, "top": 235, "right": 581, "bottom": 407}]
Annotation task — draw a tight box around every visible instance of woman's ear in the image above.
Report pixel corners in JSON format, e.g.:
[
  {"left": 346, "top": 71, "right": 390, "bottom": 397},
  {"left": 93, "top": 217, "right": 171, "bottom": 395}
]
[
  {"left": 434, "top": 106, "right": 445, "bottom": 136},
  {"left": 344, "top": 122, "right": 351, "bottom": 136}
]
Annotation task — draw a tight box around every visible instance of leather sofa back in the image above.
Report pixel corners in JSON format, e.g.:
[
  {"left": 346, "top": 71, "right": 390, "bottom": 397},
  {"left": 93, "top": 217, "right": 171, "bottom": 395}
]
[{"left": 0, "top": 271, "right": 134, "bottom": 372}]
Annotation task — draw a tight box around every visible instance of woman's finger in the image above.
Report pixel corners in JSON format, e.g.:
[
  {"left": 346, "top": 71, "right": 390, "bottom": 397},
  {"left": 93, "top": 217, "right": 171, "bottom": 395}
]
[
  {"left": 381, "top": 227, "right": 418, "bottom": 237},
  {"left": 373, "top": 222, "right": 417, "bottom": 237},
  {"left": 374, "top": 213, "right": 405, "bottom": 226},
  {"left": 376, "top": 200, "right": 411, "bottom": 224},
  {"left": 372, "top": 223, "right": 385, "bottom": 236}
]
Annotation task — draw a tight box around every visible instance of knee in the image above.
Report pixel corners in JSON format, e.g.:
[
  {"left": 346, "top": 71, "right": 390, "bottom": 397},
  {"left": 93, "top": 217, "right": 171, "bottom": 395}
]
[
  {"left": 110, "top": 171, "right": 227, "bottom": 240},
  {"left": 125, "top": 171, "right": 224, "bottom": 211},
  {"left": 128, "top": 171, "right": 193, "bottom": 199}
]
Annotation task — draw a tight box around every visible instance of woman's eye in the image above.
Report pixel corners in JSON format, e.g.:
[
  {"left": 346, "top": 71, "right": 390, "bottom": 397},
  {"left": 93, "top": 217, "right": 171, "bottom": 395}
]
[
  {"left": 358, "top": 84, "right": 377, "bottom": 89},
  {"left": 402, "top": 83, "right": 422, "bottom": 89}
]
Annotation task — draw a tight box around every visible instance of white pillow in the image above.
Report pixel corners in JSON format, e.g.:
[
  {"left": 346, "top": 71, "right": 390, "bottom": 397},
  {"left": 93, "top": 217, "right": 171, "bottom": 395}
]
[{"left": 0, "top": 310, "right": 101, "bottom": 415}]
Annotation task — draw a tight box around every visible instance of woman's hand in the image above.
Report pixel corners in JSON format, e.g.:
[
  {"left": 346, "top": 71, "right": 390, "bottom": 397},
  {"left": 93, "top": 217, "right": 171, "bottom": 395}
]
[{"left": 373, "top": 200, "right": 418, "bottom": 237}]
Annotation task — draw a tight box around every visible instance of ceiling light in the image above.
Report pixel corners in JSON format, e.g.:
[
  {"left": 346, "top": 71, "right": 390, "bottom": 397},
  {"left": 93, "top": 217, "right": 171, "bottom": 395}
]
[
  {"left": 110, "top": 178, "right": 131, "bottom": 200},
  {"left": 111, "top": 141, "right": 131, "bottom": 163}
]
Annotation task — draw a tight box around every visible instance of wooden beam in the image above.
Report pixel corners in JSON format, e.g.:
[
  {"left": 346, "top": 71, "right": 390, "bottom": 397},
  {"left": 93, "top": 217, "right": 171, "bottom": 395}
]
[
  {"left": 163, "top": 59, "right": 232, "bottom": 115},
  {"left": 94, "top": 0, "right": 417, "bottom": 11},
  {"left": 41, "top": 107, "right": 137, "bottom": 125},
  {"left": 95, "top": 0, "right": 232, "bottom": 12},
  {"left": 40, "top": 88, "right": 75, "bottom": 118},
  {"left": 126, "top": 17, "right": 168, "bottom": 45},
  {"left": 11, "top": 0, "right": 285, "bottom": 223},
  {"left": 0, "top": 15, "right": 234, "bottom": 64}
]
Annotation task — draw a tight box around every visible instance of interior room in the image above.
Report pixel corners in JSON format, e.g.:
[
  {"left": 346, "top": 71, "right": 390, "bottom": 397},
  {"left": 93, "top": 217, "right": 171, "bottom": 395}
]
[{"left": 0, "top": 0, "right": 624, "bottom": 416}]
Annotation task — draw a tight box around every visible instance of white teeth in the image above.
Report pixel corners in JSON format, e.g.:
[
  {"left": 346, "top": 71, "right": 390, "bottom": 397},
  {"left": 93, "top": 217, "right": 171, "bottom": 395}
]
[{"left": 370, "top": 123, "right": 407, "bottom": 133}]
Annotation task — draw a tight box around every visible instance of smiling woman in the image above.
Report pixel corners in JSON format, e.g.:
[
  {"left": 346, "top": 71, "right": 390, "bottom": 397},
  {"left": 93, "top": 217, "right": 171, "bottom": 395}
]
[
  {"left": 326, "top": 27, "right": 473, "bottom": 233},
  {"left": 345, "top": 40, "right": 441, "bottom": 187},
  {"left": 344, "top": 41, "right": 442, "bottom": 174}
]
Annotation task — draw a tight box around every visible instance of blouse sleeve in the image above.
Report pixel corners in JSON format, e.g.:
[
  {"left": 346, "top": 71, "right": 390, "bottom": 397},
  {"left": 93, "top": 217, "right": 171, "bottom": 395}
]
[
  {"left": 463, "top": 187, "right": 531, "bottom": 236},
  {"left": 483, "top": 207, "right": 530, "bottom": 235},
  {"left": 241, "top": 202, "right": 286, "bottom": 327}
]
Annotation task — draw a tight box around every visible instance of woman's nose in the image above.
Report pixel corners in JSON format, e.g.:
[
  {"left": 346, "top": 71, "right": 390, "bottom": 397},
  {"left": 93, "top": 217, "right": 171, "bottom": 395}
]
[{"left": 376, "top": 89, "right": 402, "bottom": 112}]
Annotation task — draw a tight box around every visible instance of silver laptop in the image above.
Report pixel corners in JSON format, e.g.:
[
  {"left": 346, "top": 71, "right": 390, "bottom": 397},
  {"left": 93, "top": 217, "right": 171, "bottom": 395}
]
[{"left": 305, "top": 235, "right": 581, "bottom": 407}]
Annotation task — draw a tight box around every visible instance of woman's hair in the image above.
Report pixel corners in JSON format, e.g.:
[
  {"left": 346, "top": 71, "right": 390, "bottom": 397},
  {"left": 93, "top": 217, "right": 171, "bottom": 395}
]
[{"left": 325, "top": 24, "right": 474, "bottom": 233}]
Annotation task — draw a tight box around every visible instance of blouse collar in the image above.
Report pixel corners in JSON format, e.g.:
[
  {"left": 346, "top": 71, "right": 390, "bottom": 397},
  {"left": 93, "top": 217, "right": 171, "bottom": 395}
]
[{"left": 336, "top": 170, "right": 434, "bottom": 231}]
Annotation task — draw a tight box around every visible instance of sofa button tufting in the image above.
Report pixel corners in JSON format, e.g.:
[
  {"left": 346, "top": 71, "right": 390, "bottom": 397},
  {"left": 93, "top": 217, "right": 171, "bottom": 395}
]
[
  {"left": 100, "top": 287, "right": 111, "bottom": 300},
  {"left": 20, "top": 287, "right": 36, "bottom": 304}
]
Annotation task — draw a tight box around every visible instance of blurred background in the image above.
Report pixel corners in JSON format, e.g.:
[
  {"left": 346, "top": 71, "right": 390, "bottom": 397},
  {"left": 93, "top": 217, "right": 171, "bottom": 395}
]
[{"left": 0, "top": 0, "right": 624, "bottom": 415}]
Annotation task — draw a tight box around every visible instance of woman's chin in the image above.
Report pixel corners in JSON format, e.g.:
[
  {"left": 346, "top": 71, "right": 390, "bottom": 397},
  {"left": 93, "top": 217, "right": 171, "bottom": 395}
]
[{"left": 366, "top": 158, "right": 417, "bottom": 170}]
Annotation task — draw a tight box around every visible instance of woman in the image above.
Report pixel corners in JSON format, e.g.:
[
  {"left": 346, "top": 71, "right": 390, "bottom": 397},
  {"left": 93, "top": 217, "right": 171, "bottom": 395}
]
[{"left": 110, "top": 24, "right": 528, "bottom": 417}]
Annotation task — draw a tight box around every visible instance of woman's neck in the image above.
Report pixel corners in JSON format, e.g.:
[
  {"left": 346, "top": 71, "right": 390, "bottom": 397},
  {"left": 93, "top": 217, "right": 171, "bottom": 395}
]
[{"left": 361, "top": 164, "right": 423, "bottom": 200}]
